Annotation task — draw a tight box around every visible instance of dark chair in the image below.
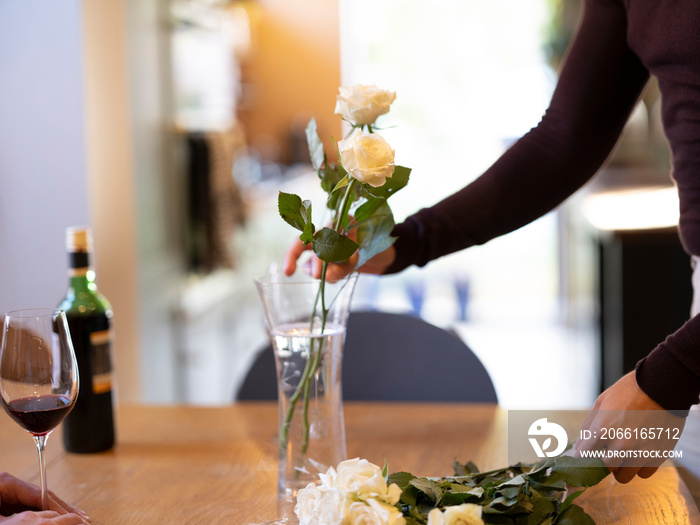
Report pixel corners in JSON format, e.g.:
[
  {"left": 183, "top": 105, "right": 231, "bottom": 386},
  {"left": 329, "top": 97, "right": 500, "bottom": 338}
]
[{"left": 236, "top": 310, "right": 498, "bottom": 403}]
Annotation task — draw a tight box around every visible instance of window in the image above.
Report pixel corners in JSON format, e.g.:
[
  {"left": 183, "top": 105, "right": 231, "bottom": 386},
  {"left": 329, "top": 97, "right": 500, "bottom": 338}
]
[{"left": 339, "top": 0, "right": 560, "bottom": 326}]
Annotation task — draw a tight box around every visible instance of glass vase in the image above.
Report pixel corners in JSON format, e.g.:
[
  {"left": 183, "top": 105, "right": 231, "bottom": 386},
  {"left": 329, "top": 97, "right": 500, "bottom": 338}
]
[{"left": 255, "top": 270, "right": 358, "bottom": 499}]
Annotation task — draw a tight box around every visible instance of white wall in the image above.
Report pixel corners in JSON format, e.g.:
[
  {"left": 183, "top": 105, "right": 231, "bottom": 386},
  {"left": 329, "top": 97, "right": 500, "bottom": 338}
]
[
  {"left": 0, "top": 0, "right": 89, "bottom": 311},
  {"left": 0, "top": 0, "right": 142, "bottom": 403}
]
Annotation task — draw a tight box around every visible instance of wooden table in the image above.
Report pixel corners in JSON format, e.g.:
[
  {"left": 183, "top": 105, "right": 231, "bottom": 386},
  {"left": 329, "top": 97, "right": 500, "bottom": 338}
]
[{"left": 1, "top": 403, "right": 698, "bottom": 524}]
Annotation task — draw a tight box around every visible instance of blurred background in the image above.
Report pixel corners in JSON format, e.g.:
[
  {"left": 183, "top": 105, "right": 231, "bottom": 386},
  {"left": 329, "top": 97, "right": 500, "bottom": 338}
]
[{"left": 0, "top": 0, "right": 685, "bottom": 409}]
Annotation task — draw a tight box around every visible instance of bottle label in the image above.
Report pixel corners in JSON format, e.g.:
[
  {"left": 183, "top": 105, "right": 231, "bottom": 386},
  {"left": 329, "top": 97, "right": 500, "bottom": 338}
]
[{"left": 89, "top": 329, "right": 113, "bottom": 394}]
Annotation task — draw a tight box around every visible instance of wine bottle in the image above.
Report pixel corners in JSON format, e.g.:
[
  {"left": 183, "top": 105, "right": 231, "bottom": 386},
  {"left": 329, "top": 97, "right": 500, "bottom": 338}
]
[{"left": 58, "top": 226, "right": 116, "bottom": 453}]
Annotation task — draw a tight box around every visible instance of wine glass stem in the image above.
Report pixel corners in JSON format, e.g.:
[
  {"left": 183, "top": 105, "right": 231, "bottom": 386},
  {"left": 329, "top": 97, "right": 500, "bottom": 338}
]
[{"left": 32, "top": 434, "right": 49, "bottom": 510}]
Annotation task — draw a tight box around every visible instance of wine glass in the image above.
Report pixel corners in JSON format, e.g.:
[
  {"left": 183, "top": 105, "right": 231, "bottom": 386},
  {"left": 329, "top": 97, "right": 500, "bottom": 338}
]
[{"left": 0, "top": 308, "right": 79, "bottom": 510}]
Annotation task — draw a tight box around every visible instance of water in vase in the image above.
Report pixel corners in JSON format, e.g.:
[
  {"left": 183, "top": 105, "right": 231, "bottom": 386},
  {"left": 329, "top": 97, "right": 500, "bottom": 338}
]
[{"left": 271, "top": 322, "right": 347, "bottom": 498}]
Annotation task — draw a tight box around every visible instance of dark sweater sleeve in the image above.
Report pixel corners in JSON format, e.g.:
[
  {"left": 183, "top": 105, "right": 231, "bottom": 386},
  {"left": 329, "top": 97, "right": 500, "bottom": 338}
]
[
  {"left": 385, "top": 0, "right": 650, "bottom": 274},
  {"left": 635, "top": 315, "right": 700, "bottom": 411},
  {"left": 385, "top": 0, "right": 700, "bottom": 410}
]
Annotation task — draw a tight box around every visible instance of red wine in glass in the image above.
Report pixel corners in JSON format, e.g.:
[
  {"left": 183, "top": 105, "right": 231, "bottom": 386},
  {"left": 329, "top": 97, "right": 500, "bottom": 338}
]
[
  {"left": 0, "top": 309, "right": 79, "bottom": 510},
  {"left": 2, "top": 394, "right": 74, "bottom": 436}
]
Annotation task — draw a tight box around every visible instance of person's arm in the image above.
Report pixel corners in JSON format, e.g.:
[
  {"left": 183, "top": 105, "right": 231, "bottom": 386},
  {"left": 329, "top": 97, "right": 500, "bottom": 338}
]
[
  {"left": 635, "top": 314, "right": 700, "bottom": 411},
  {"left": 575, "top": 316, "right": 700, "bottom": 484},
  {"left": 387, "top": 0, "right": 650, "bottom": 273},
  {"left": 285, "top": 0, "right": 650, "bottom": 280}
]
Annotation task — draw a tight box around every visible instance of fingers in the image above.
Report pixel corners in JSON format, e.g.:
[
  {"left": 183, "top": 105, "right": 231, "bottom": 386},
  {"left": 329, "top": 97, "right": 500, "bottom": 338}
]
[
  {"left": 33, "top": 510, "right": 89, "bottom": 525},
  {"left": 0, "top": 510, "right": 88, "bottom": 524},
  {"left": 283, "top": 239, "right": 358, "bottom": 282},
  {"left": 51, "top": 512, "right": 90, "bottom": 525},
  {"left": 283, "top": 221, "right": 393, "bottom": 280},
  {"left": 324, "top": 255, "right": 358, "bottom": 283},
  {"left": 0, "top": 510, "right": 60, "bottom": 524},
  {"left": 609, "top": 462, "right": 659, "bottom": 483},
  {"left": 325, "top": 266, "right": 352, "bottom": 282},
  {"left": 0, "top": 472, "right": 44, "bottom": 511},
  {"left": 610, "top": 466, "right": 638, "bottom": 484},
  {"left": 636, "top": 465, "right": 659, "bottom": 479},
  {"left": 283, "top": 239, "right": 312, "bottom": 276},
  {"left": 0, "top": 473, "right": 90, "bottom": 524},
  {"left": 283, "top": 242, "right": 334, "bottom": 280},
  {"left": 45, "top": 492, "right": 90, "bottom": 523}
]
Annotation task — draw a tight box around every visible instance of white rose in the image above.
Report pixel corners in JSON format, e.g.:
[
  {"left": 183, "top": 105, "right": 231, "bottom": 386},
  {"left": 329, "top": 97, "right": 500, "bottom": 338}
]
[
  {"left": 426, "top": 504, "right": 484, "bottom": 525},
  {"left": 366, "top": 499, "right": 406, "bottom": 525},
  {"left": 384, "top": 482, "right": 403, "bottom": 506},
  {"left": 294, "top": 483, "right": 344, "bottom": 525},
  {"left": 335, "top": 84, "right": 396, "bottom": 126},
  {"left": 427, "top": 508, "right": 443, "bottom": 525},
  {"left": 338, "top": 130, "right": 395, "bottom": 188},
  {"left": 316, "top": 489, "right": 345, "bottom": 525},
  {"left": 335, "top": 458, "right": 387, "bottom": 499},
  {"left": 320, "top": 466, "right": 338, "bottom": 489},
  {"left": 335, "top": 458, "right": 385, "bottom": 494},
  {"left": 295, "top": 483, "right": 323, "bottom": 525},
  {"left": 344, "top": 499, "right": 406, "bottom": 525}
]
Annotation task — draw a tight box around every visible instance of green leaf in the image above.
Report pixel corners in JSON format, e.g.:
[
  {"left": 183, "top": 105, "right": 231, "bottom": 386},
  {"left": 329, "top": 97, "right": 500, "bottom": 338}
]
[
  {"left": 305, "top": 118, "right": 325, "bottom": 172},
  {"left": 498, "top": 486, "right": 522, "bottom": 500},
  {"left": 319, "top": 164, "right": 346, "bottom": 193},
  {"left": 312, "top": 228, "right": 359, "bottom": 263},
  {"left": 319, "top": 164, "right": 349, "bottom": 211},
  {"left": 440, "top": 481, "right": 484, "bottom": 507},
  {"left": 554, "top": 504, "right": 596, "bottom": 525},
  {"left": 363, "top": 165, "right": 411, "bottom": 199},
  {"left": 453, "top": 460, "right": 481, "bottom": 476},
  {"left": 482, "top": 517, "right": 517, "bottom": 525},
  {"left": 409, "top": 477, "right": 443, "bottom": 504},
  {"left": 354, "top": 197, "right": 385, "bottom": 223},
  {"left": 278, "top": 191, "right": 304, "bottom": 230},
  {"left": 543, "top": 457, "right": 609, "bottom": 488},
  {"left": 300, "top": 224, "right": 314, "bottom": 245},
  {"left": 527, "top": 496, "right": 556, "bottom": 525},
  {"left": 441, "top": 492, "right": 482, "bottom": 507},
  {"left": 527, "top": 478, "right": 567, "bottom": 494},
  {"left": 400, "top": 485, "right": 420, "bottom": 508},
  {"left": 447, "top": 484, "right": 484, "bottom": 497},
  {"left": 388, "top": 471, "right": 416, "bottom": 489},
  {"left": 497, "top": 474, "right": 527, "bottom": 488},
  {"left": 390, "top": 459, "right": 601, "bottom": 525},
  {"left": 332, "top": 174, "right": 350, "bottom": 194},
  {"left": 278, "top": 192, "right": 314, "bottom": 244},
  {"left": 486, "top": 495, "right": 520, "bottom": 513},
  {"left": 560, "top": 488, "right": 586, "bottom": 515},
  {"left": 356, "top": 202, "right": 396, "bottom": 267}
]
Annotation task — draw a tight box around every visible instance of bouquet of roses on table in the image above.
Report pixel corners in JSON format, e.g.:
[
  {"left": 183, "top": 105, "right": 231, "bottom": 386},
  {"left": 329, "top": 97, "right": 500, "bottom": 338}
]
[
  {"left": 294, "top": 457, "right": 609, "bottom": 525},
  {"left": 277, "top": 85, "right": 411, "bottom": 454}
]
